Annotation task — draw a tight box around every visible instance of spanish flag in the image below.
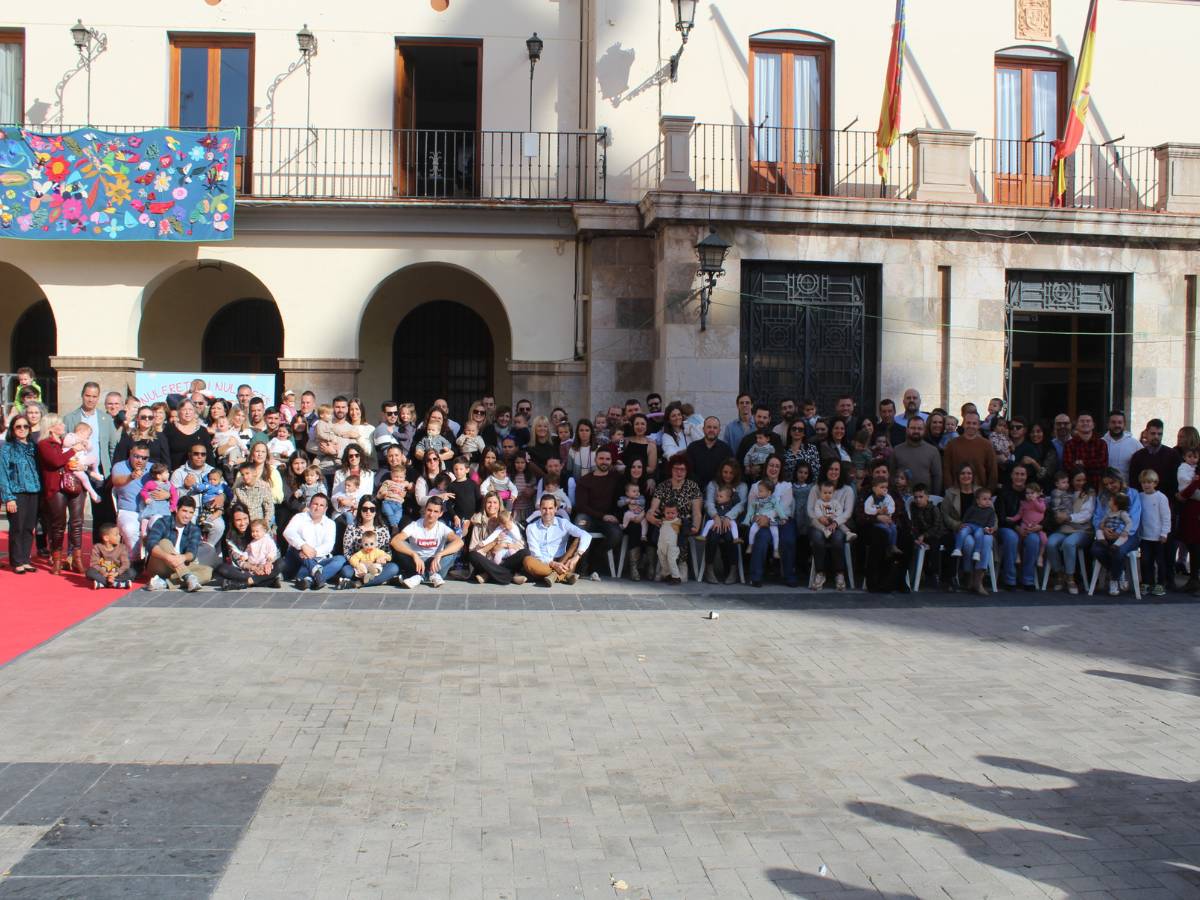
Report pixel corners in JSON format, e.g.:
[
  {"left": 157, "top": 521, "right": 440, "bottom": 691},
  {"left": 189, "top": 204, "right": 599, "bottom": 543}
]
[
  {"left": 875, "top": 0, "right": 906, "bottom": 183},
  {"left": 1052, "top": 0, "right": 1099, "bottom": 206}
]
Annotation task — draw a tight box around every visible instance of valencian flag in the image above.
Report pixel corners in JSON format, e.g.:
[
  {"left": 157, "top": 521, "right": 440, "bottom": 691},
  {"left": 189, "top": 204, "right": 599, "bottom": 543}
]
[
  {"left": 875, "top": 0, "right": 906, "bottom": 184},
  {"left": 1051, "top": 0, "right": 1099, "bottom": 206}
]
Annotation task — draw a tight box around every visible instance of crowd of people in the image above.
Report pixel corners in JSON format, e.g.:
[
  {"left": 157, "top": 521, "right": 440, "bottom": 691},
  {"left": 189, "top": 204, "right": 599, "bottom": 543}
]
[{"left": 2, "top": 367, "right": 1196, "bottom": 598}]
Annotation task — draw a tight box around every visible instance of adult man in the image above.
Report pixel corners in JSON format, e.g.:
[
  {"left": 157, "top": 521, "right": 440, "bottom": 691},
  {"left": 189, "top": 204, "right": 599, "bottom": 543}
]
[
  {"left": 190, "top": 391, "right": 210, "bottom": 424},
  {"left": 480, "top": 394, "right": 496, "bottom": 422},
  {"left": 372, "top": 400, "right": 404, "bottom": 457},
  {"left": 686, "top": 416, "right": 733, "bottom": 489},
  {"left": 890, "top": 418, "right": 942, "bottom": 496},
  {"left": 604, "top": 404, "right": 623, "bottom": 438},
  {"left": 392, "top": 495, "right": 463, "bottom": 588},
  {"left": 894, "top": 388, "right": 928, "bottom": 428},
  {"left": 1102, "top": 410, "right": 1140, "bottom": 482},
  {"left": 645, "top": 393, "right": 663, "bottom": 432},
  {"left": 263, "top": 407, "right": 282, "bottom": 440},
  {"left": 833, "top": 395, "right": 862, "bottom": 437},
  {"left": 573, "top": 448, "right": 623, "bottom": 574},
  {"left": 145, "top": 497, "right": 210, "bottom": 592},
  {"left": 104, "top": 391, "right": 124, "bottom": 427},
  {"left": 281, "top": 494, "right": 343, "bottom": 589},
  {"left": 1062, "top": 412, "right": 1108, "bottom": 490},
  {"left": 876, "top": 399, "right": 906, "bottom": 446},
  {"left": 942, "top": 411, "right": 998, "bottom": 490},
  {"left": 995, "top": 464, "right": 1041, "bottom": 590},
  {"left": 299, "top": 390, "right": 318, "bottom": 426},
  {"left": 771, "top": 398, "right": 798, "bottom": 441},
  {"left": 721, "top": 393, "right": 754, "bottom": 451},
  {"left": 621, "top": 398, "right": 642, "bottom": 426},
  {"left": 247, "top": 396, "right": 268, "bottom": 434},
  {"left": 110, "top": 441, "right": 154, "bottom": 561},
  {"left": 170, "top": 442, "right": 223, "bottom": 546},
  {"left": 236, "top": 384, "right": 253, "bottom": 414},
  {"left": 1051, "top": 413, "right": 1073, "bottom": 461},
  {"left": 63, "top": 381, "right": 120, "bottom": 538},
  {"left": 734, "top": 404, "right": 784, "bottom": 465},
  {"left": 523, "top": 495, "right": 592, "bottom": 586}
]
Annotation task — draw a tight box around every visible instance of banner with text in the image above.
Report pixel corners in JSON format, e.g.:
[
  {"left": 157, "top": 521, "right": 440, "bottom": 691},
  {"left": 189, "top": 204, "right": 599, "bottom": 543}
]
[{"left": 135, "top": 372, "right": 276, "bottom": 407}]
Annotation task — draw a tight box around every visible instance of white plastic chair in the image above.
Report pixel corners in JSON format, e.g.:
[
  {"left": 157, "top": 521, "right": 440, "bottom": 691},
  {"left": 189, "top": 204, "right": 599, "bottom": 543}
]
[
  {"left": 1086, "top": 546, "right": 1142, "bottom": 599},
  {"left": 809, "top": 540, "right": 855, "bottom": 589},
  {"left": 907, "top": 495, "right": 942, "bottom": 592},
  {"left": 586, "top": 532, "right": 618, "bottom": 579}
]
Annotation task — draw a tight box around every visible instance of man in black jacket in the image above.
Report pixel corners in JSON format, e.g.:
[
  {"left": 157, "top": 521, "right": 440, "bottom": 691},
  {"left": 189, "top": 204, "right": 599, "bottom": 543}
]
[
  {"left": 572, "top": 449, "right": 623, "bottom": 575},
  {"left": 686, "top": 417, "right": 732, "bottom": 490}
]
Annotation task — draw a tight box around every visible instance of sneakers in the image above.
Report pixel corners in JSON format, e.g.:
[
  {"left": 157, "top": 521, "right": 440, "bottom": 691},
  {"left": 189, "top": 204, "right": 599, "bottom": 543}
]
[
  {"left": 845, "top": 532, "right": 857, "bottom": 543},
  {"left": 1151, "top": 584, "right": 1166, "bottom": 596},
  {"left": 834, "top": 573, "right": 847, "bottom": 591},
  {"left": 147, "top": 575, "right": 168, "bottom": 592},
  {"left": 1108, "top": 579, "right": 1120, "bottom": 596},
  {"left": 1067, "top": 580, "right": 1079, "bottom": 595},
  {"left": 724, "top": 568, "right": 738, "bottom": 585},
  {"left": 311, "top": 569, "right": 326, "bottom": 590},
  {"left": 90, "top": 579, "right": 103, "bottom": 590},
  {"left": 590, "top": 572, "right": 602, "bottom": 582},
  {"left": 811, "top": 573, "right": 825, "bottom": 592},
  {"left": 1119, "top": 574, "right": 1130, "bottom": 592},
  {"left": 562, "top": 573, "right": 579, "bottom": 585},
  {"left": 114, "top": 580, "right": 131, "bottom": 590},
  {"left": 428, "top": 574, "right": 445, "bottom": 588},
  {"left": 295, "top": 577, "right": 311, "bottom": 591},
  {"left": 1139, "top": 583, "right": 1150, "bottom": 596},
  {"left": 703, "top": 570, "right": 720, "bottom": 585},
  {"left": 511, "top": 575, "right": 527, "bottom": 586},
  {"left": 971, "top": 551, "right": 981, "bottom": 562},
  {"left": 400, "top": 575, "right": 423, "bottom": 589},
  {"left": 473, "top": 574, "right": 486, "bottom": 585},
  {"left": 950, "top": 548, "right": 963, "bottom": 558},
  {"left": 182, "top": 574, "right": 201, "bottom": 593}
]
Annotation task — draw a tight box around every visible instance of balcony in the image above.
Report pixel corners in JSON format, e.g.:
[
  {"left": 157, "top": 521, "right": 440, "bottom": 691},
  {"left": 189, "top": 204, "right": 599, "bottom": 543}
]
[
  {"left": 661, "top": 120, "right": 1192, "bottom": 214},
  {"left": 8, "top": 125, "right": 608, "bottom": 202}
]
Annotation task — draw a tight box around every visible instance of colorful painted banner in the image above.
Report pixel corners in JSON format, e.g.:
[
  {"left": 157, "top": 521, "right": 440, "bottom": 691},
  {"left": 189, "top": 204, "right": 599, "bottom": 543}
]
[
  {"left": 0, "top": 127, "right": 236, "bottom": 241},
  {"left": 135, "top": 372, "right": 276, "bottom": 407}
]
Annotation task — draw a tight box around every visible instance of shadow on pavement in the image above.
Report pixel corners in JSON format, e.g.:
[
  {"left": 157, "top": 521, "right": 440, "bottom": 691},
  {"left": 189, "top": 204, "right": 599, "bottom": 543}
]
[{"left": 764, "top": 867, "right": 919, "bottom": 898}]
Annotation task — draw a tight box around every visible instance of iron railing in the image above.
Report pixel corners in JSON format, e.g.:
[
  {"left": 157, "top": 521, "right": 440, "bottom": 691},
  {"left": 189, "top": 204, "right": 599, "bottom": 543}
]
[
  {"left": 970, "top": 137, "right": 1158, "bottom": 211},
  {"left": 691, "top": 123, "right": 914, "bottom": 199},
  {"left": 2, "top": 124, "right": 608, "bottom": 202}
]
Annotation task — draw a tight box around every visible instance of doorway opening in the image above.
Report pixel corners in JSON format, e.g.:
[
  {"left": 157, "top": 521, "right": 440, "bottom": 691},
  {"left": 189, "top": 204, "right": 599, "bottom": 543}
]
[
  {"left": 11, "top": 299, "right": 57, "bottom": 410},
  {"left": 393, "top": 300, "right": 493, "bottom": 421},
  {"left": 394, "top": 41, "right": 481, "bottom": 197},
  {"left": 201, "top": 297, "right": 284, "bottom": 396}
]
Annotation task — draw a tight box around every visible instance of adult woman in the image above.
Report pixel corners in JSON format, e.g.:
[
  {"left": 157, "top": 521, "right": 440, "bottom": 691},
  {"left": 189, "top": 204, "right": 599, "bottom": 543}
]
[
  {"left": 476, "top": 447, "right": 499, "bottom": 483},
  {"left": 150, "top": 402, "right": 170, "bottom": 433},
  {"left": 1013, "top": 420, "right": 1058, "bottom": 489},
  {"left": 0, "top": 414, "right": 41, "bottom": 573},
  {"left": 114, "top": 405, "right": 170, "bottom": 467},
  {"left": 239, "top": 440, "right": 285, "bottom": 505},
  {"left": 526, "top": 415, "right": 559, "bottom": 474},
  {"left": 24, "top": 402, "right": 44, "bottom": 443},
  {"left": 290, "top": 413, "right": 310, "bottom": 458},
  {"left": 745, "top": 455, "right": 798, "bottom": 588},
  {"left": 702, "top": 459, "right": 748, "bottom": 584},
  {"left": 818, "top": 417, "right": 851, "bottom": 464},
  {"left": 807, "top": 459, "right": 855, "bottom": 591},
  {"left": 36, "top": 416, "right": 86, "bottom": 575},
  {"left": 925, "top": 412, "right": 947, "bottom": 448},
  {"left": 279, "top": 451, "right": 312, "bottom": 533},
  {"left": 1046, "top": 467, "right": 1095, "bottom": 594},
  {"left": 657, "top": 403, "right": 689, "bottom": 464},
  {"left": 413, "top": 453, "right": 445, "bottom": 509},
  {"left": 619, "top": 456, "right": 656, "bottom": 580},
  {"left": 565, "top": 420, "right": 598, "bottom": 481},
  {"left": 228, "top": 406, "right": 256, "bottom": 448},
  {"left": 1090, "top": 467, "right": 1142, "bottom": 595},
  {"left": 466, "top": 491, "right": 527, "bottom": 585},
  {"left": 215, "top": 504, "right": 283, "bottom": 589},
  {"left": 338, "top": 498, "right": 398, "bottom": 587},
  {"left": 332, "top": 444, "right": 374, "bottom": 497},
  {"left": 163, "top": 399, "right": 211, "bottom": 471},
  {"left": 941, "top": 462, "right": 991, "bottom": 594},
  {"left": 344, "top": 398, "right": 375, "bottom": 455},
  {"left": 647, "top": 453, "right": 703, "bottom": 582},
  {"left": 622, "top": 414, "right": 658, "bottom": 479},
  {"left": 782, "top": 420, "right": 819, "bottom": 483}
]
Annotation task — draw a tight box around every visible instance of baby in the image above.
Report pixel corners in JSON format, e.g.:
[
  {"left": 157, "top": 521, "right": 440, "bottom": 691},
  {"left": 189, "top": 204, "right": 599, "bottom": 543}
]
[
  {"left": 618, "top": 481, "right": 647, "bottom": 539},
  {"left": 139, "top": 463, "right": 178, "bottom": 535},
  {"left": 212, "top": 414, "right": 246, "bottom": 469},
  {"left": 480, "top": 461, "right": 516, "bottom": 509},
  {"left": 333, "top": 474, "right": 366, "bottom": 525},
  {"left": 455, "top": 420, "right": 486, "bottom": 468},
  {"left": 87, "top": 522, "right": 132, "bottom": 589},
  {"left": 742, "top": 428, "right": 775, "bottom": 478},
  {"left": 267, "top": 422, "right": 296, "bottom": 468},
  {"left": 539, "top": 475, "right": 571, "bottom": 519},
  {"left": 656, "top": 501, "right": 684, "bottom": 585},
  {"left": 199, "top": 468, "right": 230, "bottom": 535},
  {"left": 744, "top": 480, "right": 783, "bottom": 559},
  {"left": 700, "top": 485, "right": 740, "bottom": 541},
  {"left": 379, "top": 465, "right": 411, "bottom": 530},
  {"left": 951, "top": 487, "right": 998, "bottom": 562},
  {"left": 62, "top": 422, "right": 103, "bottom": 502},
  {"left": 1049, "top": 471, "right": 1073, "bottom": 521},
  {"left": 812, "top": 482, "right": 854, "bottom": 541},
  {"left": 1178, "top": 447, "right": 1200, "bottom": 499},
  {"left": 299, "top": 465, "right": 328, "bottom": 503},
  {"left": 1097, "top": 492, "right": 1133, "bottom": 548},
  {"left": 243, "top": 519, "right": 279, "bottom": 575},
  {"left": 482, "top": 510, "right": 521, "bottom": 564},
  {"left": 989, "top": 419, "right": 1014, "bottom": 464},
  {"left": 348, "top": 529, "right": 391, "bottom": 585},
  {"left": 1008, "top": 482, "right": 1048, "bottom": 566},
  {"left": 863, "top": 476, "right": 900, "bottom": 556},
  {"left": 414, "top": 419, "right": 454, "bottom": 463}
]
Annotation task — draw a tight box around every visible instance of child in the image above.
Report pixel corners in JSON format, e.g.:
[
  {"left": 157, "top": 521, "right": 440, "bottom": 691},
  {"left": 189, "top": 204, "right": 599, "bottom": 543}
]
[
  {"left": 800, "top": 399, "right": 818, "bottom": 431},
  {"left": 86, "top": 522, "right": 132, "bottom": 589},
  {"left": 1177, "top": 447, "right": 1200, "bottom": 499},
  {"left": 428, "top": 472, "right": 459, "bottom": 529},
  {"left": 139, "top": 463, "right": 178, "bottom": 535},
  {"left": 212, "top": 413, "right": 246, "bottom": 470},
  {"left": 278, "top": 389, "right": 297, "bottom": 423},
  {"left": 870, "top": 433, "right": 892, "bottom": 462},
  {"left": 1008, "top": 482, "right": 1048, "bottom": 567},
  {"left": 656, "top": 501, "right": 683, "bottom": 585},
  {"left": 480, "top": 461, "right": 516, "bottom": 509},
  {"left": 681, "top": 402, "right": 705, "bottom": 445},
  {"left": 539, "top": 475, "right": 571, "bottom": 519},
  {"left": 890, "top": 469, "right": 912, "bottom": 508},
  {"left": 791, "top": 462, "right": 813, "bottom": 532},
  {"left": 909, "top": 484, "right": 947, "bottom": 587},
  {"left": 1096, "top": 492, "right": 1134, "bottom": 596},
  {"left": 863, "top": 476, "right": 900, "bottom": 556},
  {"left": 744, "top": 480, "right": 783, "bottom": 559},
  {"left": 267, "top": 422, "right": 296, "bottom": 468},
  {"left": 415, "top": 418, "right": 454, "bottom": 463},
  {"left": 234, "top": 462, "right": 275, "bottom": 526},
  {"left": 455, "top": 419, "right": 487, "bottom": 469},
  {"left": 379, "top": 465, "right": 412, "bottom": 530},
  {"left": 347, "top": 529, "right": 391, "bottom": 586},
  {"left": 10, "top": 366, "right": 42, "bottom": 415},
  {"left": 812, "top": 482, "right": 855, "bottom": 541},
  {"left": 62, "top": 421, "right": 103, "bottom": 502},
  {"left": 1139, "top": 469, "right": 1171, "bottom": 596},
  {"left": 200, "top": 468, "right": 231, "bottom": 536},
  {"left": 1049, "top": 471, "right": 1073, "bottom": 521},
  {"left": 989, "top": 419, "right": 1014, "bottom": 465},
  {"left": 332, "top": 474, "right": 365, "bottom": 525},
  {"left": 482, "top": 510, "right": 521, "bottom": 565},
  {"left": 243, "top": 518, "right": 280, "bottom": 575},
  {"left": 300, "top": 465, "right": 328, "bottom": 504},
  {"left": 742, "top": 428, "right": 775, "bottom": 478},
  {"left": 700, "top": 486, "right": 740, "bottom": 541},
  {"left": 951, "top": 487, "right": 997, "bottom": 562},
  {"left": 618, "top": 481, "right": 648, "bottom": 540}
]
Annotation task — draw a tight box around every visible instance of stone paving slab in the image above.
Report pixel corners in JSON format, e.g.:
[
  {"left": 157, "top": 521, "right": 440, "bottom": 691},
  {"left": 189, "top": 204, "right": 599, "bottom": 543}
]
[{"left": 0, "top": 595, "right": 1197, "bottom": 899}]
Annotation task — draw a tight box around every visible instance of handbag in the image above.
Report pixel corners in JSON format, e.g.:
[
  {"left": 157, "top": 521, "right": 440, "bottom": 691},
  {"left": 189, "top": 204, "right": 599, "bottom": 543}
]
[{"left": 58, "top": 468, "right": 82, "bottom": 497}]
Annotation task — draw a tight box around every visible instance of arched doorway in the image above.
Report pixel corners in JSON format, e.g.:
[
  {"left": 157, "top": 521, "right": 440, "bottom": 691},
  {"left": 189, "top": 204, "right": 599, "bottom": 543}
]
[
  {"left": 201, "top": 298, "right": 284, "bottom": 395},
  {"left": 393, "top": 301, "right": 493, "bottom": 419},
  {"left": 10, "top": 299, "right": 58, "bottom": 411}
]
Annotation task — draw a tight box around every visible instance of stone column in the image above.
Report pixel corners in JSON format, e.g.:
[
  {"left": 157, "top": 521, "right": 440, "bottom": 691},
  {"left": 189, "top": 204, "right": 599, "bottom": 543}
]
[
  {"left": 1154, "top": 143, "right": 1200, "bottom": 213},
  {"left": 659, "top": 116, "right": 696, "bottom": 192},
  {"left": 277, "top": 358, "right": 363, "bottom": 402},
  {"left": 49, "top": 356, "right": 143, "bottom": 413},
  {"left": 908, "top": 129, "right": 978, "bottom": 203}
]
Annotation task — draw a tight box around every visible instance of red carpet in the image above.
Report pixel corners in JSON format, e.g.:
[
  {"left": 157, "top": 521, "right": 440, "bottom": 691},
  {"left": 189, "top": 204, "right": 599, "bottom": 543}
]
[{"left": 0, "top": 531, "right": 135, "bottom": 667}]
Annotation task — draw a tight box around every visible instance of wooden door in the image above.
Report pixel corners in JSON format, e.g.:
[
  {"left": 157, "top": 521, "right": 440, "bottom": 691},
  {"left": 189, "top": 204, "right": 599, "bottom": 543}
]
[
  {"left": 393, "top": 50, "right": 415, "bottom": 196},
  {"left": 749, "top": 43, "right": 827, "bottom": 195},
  {"left": 994, "top": 58, "right": 1064, "bottom": 206}
]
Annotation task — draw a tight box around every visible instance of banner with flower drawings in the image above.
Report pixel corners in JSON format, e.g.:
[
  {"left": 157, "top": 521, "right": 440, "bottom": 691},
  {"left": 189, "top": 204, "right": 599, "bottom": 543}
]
[{"left": 0, "top": 126, "right": 236, "bottom": 241}]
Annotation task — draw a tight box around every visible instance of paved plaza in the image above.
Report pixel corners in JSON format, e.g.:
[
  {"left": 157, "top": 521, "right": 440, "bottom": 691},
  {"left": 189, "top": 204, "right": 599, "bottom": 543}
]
[{"left": 0, "top": 582, "right": 1198, "bottom": 899}]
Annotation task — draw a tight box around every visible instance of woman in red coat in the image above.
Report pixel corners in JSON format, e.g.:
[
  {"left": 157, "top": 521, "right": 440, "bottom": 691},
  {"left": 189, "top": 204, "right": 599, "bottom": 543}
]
[{"left": 36, "top": 417, "right": 86, "bottom": 575}]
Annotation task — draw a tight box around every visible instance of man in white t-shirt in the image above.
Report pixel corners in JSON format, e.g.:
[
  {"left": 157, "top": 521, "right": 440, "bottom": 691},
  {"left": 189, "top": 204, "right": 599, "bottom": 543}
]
[{"left": 391, "top": 495, "right": 464, "bottom": 588}]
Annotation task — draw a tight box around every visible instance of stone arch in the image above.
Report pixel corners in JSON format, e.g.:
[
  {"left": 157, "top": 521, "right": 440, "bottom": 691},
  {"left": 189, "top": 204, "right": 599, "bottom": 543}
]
[{"left": 358, "top": 262, "right": 513, "bottom": 417}]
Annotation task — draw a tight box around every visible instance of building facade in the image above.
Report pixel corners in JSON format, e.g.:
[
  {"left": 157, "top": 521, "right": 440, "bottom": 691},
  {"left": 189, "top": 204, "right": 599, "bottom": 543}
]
[{"left": 2, "top": 0, "right": 1199, "bottom": 425}]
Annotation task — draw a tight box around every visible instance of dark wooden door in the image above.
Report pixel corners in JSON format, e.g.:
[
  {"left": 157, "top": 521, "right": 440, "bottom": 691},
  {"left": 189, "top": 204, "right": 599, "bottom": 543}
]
[{"left": 393, "top": 300, "right": 492, "bottom": 422}]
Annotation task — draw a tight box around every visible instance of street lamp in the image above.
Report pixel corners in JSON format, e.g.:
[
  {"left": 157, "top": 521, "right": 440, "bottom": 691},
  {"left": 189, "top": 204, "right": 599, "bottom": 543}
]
[
  {"left": 695, "top": 227, "right": 730, "bottom": 331},
  {"left": 526, "top": 32, "right": 544, "bottom": 132},
  {"left": 70, "top": 19, "right": 107, "bottom": 125},
  {"left": 669, "top": 0, "right": 699, "bottom": 82},
  {"left": 296, "top": 25, "right": 317, "bottom": 132},
  {"left": 296, "top": 24, "right": 316, "bottom": 58}
]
